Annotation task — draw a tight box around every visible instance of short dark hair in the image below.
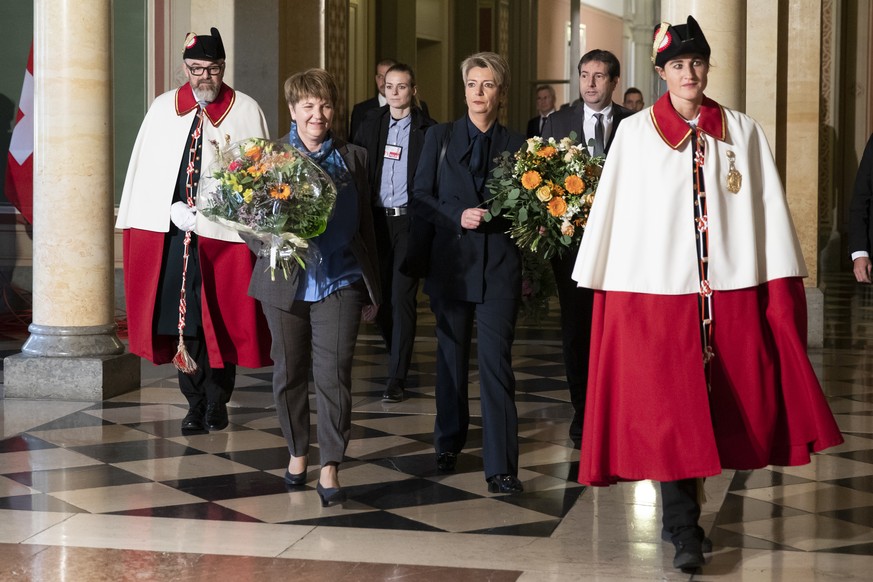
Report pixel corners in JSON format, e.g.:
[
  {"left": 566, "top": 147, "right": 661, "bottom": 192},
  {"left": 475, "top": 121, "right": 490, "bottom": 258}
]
[
  {"left": 284, "top": 68, "right": 339, "bottom": 107},
  {"left": 376, "top": 58, "right": 397, "bottom": 71},
  {"left": 578, "top": 49, "right": 620, "bottom": 79},
  {"left": 624, "top": 87, "right": 642, "bottom": 98}
]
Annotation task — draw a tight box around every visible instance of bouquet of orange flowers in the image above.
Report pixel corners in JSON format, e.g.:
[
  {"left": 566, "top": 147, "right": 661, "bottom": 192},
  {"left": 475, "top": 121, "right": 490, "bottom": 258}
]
[
  {"left": 202, "top": 137, "right": 336, "bottom": 280},
  {"left": 485, "top": 134, "right": 603, "bottom": 259}
]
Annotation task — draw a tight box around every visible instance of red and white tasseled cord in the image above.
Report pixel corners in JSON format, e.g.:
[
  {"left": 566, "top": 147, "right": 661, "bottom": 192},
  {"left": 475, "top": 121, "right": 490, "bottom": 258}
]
[{"left": 172, "top": 108, "right": 205, "bottom": 374}]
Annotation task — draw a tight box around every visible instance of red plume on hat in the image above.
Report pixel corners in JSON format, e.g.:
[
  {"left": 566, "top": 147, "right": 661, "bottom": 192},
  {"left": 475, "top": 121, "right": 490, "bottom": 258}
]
[
  {"left": 651, "top": 16, "right": 710, "bottom": 68},
  {"left": 183, "top": 27, "right": 226, "bottom": 61}
]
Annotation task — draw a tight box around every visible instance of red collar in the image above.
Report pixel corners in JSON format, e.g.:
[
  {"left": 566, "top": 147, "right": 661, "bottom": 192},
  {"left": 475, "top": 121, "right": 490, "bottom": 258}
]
[
  {"left": 650, "top": 93, "right": 726, "bottom": 149},
  {"left": 175, "top": 83, "right": 235, "bottom": 127}
]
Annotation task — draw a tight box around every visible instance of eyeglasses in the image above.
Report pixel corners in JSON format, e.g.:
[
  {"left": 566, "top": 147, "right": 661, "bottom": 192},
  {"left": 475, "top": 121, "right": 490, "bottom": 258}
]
[{"left": 186, "top": 64, "right": 224, "bottom": 76}]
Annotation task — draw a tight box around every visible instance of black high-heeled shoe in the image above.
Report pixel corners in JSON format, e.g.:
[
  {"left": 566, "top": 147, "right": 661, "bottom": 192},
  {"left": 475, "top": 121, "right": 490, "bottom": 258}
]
[
  {"left": 316, "top": 481, "right": 346, "bottom": 507},
  {"left": 284, "top": 469, "right": 307, "bottom": 487}
]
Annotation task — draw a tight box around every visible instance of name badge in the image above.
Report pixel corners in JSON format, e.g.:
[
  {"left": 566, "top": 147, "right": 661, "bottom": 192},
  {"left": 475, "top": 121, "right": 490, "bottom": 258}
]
[{"left": 384, "top": 144, "right": 403, "bottom": 160}]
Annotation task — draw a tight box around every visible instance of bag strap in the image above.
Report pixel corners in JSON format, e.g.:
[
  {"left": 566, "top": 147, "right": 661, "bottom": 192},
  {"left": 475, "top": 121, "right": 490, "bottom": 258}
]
[{"left": 436, "top": 123, "right": 452, "bottom": 190}]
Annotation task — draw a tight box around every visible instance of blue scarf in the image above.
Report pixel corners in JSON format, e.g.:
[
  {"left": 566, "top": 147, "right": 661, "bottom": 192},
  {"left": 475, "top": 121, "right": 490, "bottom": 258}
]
[{"left": 287, "top": 122, "right": 351, "bottom": 189}]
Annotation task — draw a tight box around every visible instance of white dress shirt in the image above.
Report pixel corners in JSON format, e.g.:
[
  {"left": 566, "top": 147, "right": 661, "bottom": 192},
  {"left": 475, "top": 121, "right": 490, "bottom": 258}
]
[{"left": 582, "top": 103, "right": 614, "bottom": 154}]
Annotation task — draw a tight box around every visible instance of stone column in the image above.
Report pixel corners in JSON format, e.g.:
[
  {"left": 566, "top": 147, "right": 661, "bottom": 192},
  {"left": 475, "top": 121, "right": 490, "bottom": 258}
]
[
  {"left": 782, "top": 0, "right": 823, "bottom": 346},
  {"left": 660, "top": 0, "right": 746, "bottom": 111},
  {"left": 4, "top": 0, "right": 140, "bottom": 400}
]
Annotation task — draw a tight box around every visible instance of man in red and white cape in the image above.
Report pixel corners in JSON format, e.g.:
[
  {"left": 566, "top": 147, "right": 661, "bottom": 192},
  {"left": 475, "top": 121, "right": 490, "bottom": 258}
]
[
  {"left": 571, "top": 16, "right": 843, "bottom": 571},
  {"left": 116, "top": 27, "right": 271, "bottom": 433}
]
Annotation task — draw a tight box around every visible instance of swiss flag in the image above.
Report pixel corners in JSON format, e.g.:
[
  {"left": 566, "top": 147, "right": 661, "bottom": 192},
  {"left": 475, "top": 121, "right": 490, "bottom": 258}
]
[{"left": 5, "top": 43, "right": 34, "bottom": 224}]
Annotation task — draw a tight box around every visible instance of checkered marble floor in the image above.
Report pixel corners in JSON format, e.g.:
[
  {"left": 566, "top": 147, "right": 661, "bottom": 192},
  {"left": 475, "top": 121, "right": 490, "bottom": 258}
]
[{"left": 0, "top": 274, "right": 872, "bottom": 580}]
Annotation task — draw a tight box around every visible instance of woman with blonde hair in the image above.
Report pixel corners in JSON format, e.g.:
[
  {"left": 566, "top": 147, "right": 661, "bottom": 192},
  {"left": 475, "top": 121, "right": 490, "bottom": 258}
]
[{"left": 411, "top": 52, "right": 526, "bottom": 494}]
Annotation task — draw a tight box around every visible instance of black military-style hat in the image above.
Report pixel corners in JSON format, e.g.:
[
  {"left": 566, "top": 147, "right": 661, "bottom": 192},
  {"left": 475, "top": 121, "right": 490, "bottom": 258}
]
[
  {"left": 651, "top": 16, "right": 711, "bottom": 68},
  {"left": 183, "top": 27, "right": 225, "bottom": 61}
]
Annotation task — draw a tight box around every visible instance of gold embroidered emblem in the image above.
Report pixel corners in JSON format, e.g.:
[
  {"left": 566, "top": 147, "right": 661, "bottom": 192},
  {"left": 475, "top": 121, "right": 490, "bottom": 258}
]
[{"left": 726, "top": 151, "right": 742, "bottom": 193}]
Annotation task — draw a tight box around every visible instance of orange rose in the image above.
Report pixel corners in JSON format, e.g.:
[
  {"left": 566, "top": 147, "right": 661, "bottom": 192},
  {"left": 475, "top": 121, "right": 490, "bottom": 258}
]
[
  {"left": 521, "top": 170, "right": 542, "bottom": 190},
  {"left": 548, "top": 196, "right": 567, "bottom": 217},
  {"left": 564, "top": 175, "right": 585, "bottom": 194},
  {"left": 536, "top": 146, "right": 557, "bottom": 158},
  {"left": 245, "top": 145, "right": 263, "bottom": 161}
]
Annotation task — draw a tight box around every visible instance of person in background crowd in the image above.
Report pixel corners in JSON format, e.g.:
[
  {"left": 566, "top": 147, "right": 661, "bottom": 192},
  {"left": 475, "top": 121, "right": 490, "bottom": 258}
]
[
  {"left": 116, "top": 27, "right": 271, "bottom": 435},
  {"left": 349, "top": 58, "right": 396, "bottom": 142},
  {"left": 354, "top": 63, "right": 436, "bottom": 402},
  {"left": 542, "top": 49, "right": 633, "bottom": 448},
  {"left": 525, "top": 84, "right": 558, "bottom": 138},
  {"left": 623, "top": 86, "right": 645, "bottom": 112},
  {"left": 848, "top": 132, "right": 873, "bottom": 283}
]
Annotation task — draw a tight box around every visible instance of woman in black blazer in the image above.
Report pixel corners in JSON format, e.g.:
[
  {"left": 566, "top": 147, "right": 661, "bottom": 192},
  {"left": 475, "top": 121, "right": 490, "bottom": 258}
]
[
  {"left": 245, "top": 69, "right": 381, "bottom": 507},
  {"left": 410, "top": 52, "right": 525, "bottom": 494}
]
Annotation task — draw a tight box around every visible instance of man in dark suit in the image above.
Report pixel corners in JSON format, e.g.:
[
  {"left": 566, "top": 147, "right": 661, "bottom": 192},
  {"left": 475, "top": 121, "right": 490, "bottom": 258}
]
[
  {"left": 349, "top": 58, "right": 396, "bottom": 142},
  {"left": 525, "top": 84, "right": 557, "bottom": 138},
  {"left": 354, "top": 63, "right": 435, "bottom": 402},
  {"left": 850, "top": 135, "right": 873, "bottom": 283},
  {"left": 542, "top": 49, "right": 633, "bottom": 447}
]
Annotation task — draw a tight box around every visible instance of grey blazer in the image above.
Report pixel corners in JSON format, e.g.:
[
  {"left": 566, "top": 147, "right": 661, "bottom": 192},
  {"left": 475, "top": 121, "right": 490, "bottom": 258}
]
[{"left": 245, "top": 139, "right": 382, "bottom": 310}]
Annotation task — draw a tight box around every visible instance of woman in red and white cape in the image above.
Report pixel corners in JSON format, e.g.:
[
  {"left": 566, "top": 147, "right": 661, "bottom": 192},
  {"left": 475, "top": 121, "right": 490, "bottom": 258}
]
[{"left": 571, "top": 15, "right": 843, "bottom": 572}]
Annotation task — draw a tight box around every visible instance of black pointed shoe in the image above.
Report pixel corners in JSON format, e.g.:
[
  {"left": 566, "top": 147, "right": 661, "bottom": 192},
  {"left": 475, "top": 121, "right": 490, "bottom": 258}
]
[
  {"left": 486, "top": 474, "right": 524, "bottom": 494},
  {"left": 436, "top": 452, "right": 458, "bottom": 472},
  {"left": 204, "top": 402, "right": 229, "bottom": 431},
  {"left": 316, "top": 481, "right": 346, "bottom": 507},
  {"left": 284, "top": 469, "right": 307, "bottom": 487}
]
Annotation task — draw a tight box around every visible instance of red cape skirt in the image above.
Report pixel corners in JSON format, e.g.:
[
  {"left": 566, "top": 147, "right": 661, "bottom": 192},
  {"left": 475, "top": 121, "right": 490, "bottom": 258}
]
[
  {"left": 123, "top": 228, "right": 271, "bottom": 369},
  {"left": 579, "top": 277, "right": 843, "bottom": 486}
]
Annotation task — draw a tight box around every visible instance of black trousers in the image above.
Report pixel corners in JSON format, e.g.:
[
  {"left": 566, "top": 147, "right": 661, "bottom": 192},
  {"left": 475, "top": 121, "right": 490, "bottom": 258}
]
[
  {"left": 372, "top": 211, "right": 420, "bottom": 381},
  {"left": 431, "top": 295, "right": 519, "bottom": 479},
  {"left": 175, "top": 334, "right": 236, "bottom": 411},
  {"left": 550, "top": 251, "right": 594, "bottom": 440},
  {"left": 660, "top": 479, "right": 704, "bottom": 544}
]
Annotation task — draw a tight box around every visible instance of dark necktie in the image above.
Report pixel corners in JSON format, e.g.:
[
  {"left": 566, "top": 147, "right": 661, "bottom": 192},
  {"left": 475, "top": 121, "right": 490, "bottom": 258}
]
[
  {"left": 593, "top": 112, "right": 605, "bottom": 157},
  {"left": 469, "top": 132, "right": 489, "bottom": 192},
  {"left": 539, "top": 116, "right": 547, "bottom": 133}
]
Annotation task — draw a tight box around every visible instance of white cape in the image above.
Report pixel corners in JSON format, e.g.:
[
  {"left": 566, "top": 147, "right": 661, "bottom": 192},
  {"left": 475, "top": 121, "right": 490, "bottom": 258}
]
[{"left": 572, "top": 106, "right": 807, "bottom": 294}]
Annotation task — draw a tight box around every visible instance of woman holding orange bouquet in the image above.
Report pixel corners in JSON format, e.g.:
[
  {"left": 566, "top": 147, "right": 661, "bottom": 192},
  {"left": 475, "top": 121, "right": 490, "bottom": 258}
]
[
  {"left": 244, "top": 69, "right": 381, "bottom": 507},
  {"left": 411, "top": 52, "right": 525, "bottom": 494}
]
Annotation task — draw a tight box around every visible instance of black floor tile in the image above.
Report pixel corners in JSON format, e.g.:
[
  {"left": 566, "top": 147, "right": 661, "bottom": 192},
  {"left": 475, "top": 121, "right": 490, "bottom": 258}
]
[
  {"left": 113, "top": 501, "right": 263, "bottom": 522},
  {"left": 68, "top": 439, "right": 200, "bottom": 464},
  {"left": 289, "top": 510, "right": 445, "bottom": 531},
  {"left": 467, "top": 519, "right": 562, "bottom": 536},
  {"left": 349, "top": 478, "right": 482, "bottom": 510},
  {"left": 0, "top": 493, "right": 87, "bottom": 512},
  {"left": 6, "top": 464, "right": 150, "bottom": 492},
  {"left": 164, "top": 471, "right": 289, "bottom": 501}
]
